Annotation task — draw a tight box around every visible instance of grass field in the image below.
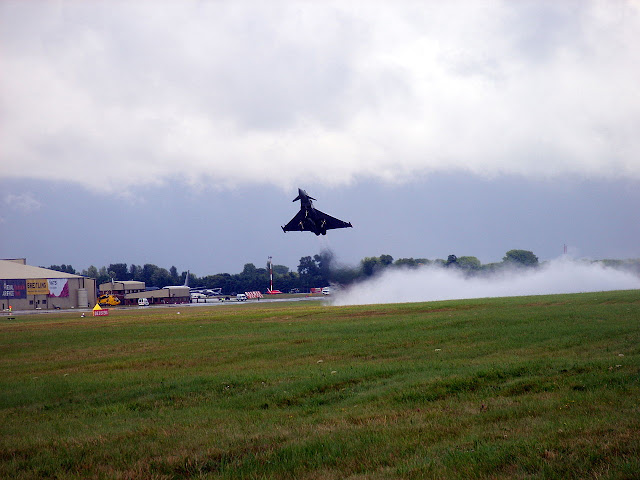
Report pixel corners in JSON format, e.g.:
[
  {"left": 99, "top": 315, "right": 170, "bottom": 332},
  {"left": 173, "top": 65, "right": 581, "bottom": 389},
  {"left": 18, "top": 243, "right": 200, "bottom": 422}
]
[{"left": 1, "top": 290, "right": 639, "bottom": 479}]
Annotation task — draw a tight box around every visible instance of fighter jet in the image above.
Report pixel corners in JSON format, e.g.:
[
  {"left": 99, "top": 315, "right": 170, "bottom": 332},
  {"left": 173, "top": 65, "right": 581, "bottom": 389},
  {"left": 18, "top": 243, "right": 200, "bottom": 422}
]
[{"left": 282, "top": 188, "right": 353, "bottom": 236}]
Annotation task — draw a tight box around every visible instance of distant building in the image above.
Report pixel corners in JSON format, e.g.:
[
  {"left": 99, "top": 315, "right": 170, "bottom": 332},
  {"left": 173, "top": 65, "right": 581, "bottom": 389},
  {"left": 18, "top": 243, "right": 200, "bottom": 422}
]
[
  {"left": 99, "top": 280, "right": 189, "bottom": 305},
  {"left": 122, "top": 286, "right": 190, "bottom": 305},
  {"left": 99, "top": 280, "right": 145, "bottom": 296},
  {"left": 0, "top": 259, "right": 97, "bottom": 311}
]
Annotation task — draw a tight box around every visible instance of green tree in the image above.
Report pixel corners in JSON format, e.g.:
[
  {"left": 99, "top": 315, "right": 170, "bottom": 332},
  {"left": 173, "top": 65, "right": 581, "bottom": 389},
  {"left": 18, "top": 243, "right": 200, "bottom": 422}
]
[
  {"left": 169, "top": 266, "right": 179, "bottom": 285},
  {"left": 481, "top": 262, "right": 502, "bottom": 274},
  {"left": 360, "top": 257, "right": 379, "bottom": 277},
  {"left": 298, "top": 256, "right": 329, "bottom": 290},
  {"left": 394, "top": 258, "right": 432, "bottom": 268},
  {"left": 49, "top": 264, "right": 76, "bottom": 274},
  {"left": 332, "top": 266, "right": 360, "bottom": 285},
  {"left": 141, "top": 264, "right": 159, "bottom": 285},
  {"left": 238, "top": 263, "right": 268, "bottom": 291},
  {"left": 314, "top": 250, "right": 334, "bottom": 284},
  {"left": 129, "top": 264, "right": 142, "bottom": 281},
  {"left": 457, "top": 256, "right": 481, "bottom": 271},
  {"left": 394, "top": 258, "right": 418, "bottom": 268},
  {"left": 97, "top": 267, "right": 110, "bottom": 285},
  {"left": 379, "top": 254, "right": 394, "bottom": 266},
  {"left": 108, "top": 263, "right": 128, "bottom": 281},
  {"left": 84, "top": 265, "right": 99, "bottom": 279},
  {"left": 202, "top": 273, "right": 239, "bottom": 295},
  {"left": 280, "top": 271, "right": 300, "bottom": 292},
  {"left": 297, "top": 257, "right": 319, "bottom": 277},
  {"left": 503, "top": 250, "right": 539, "bottom": 267},
  {"left": 272, "top": 264, "right": 289, "bottom": 275},
  {"left": 150, "top": 268, "right": 171, "bottom": 288},
  {"left": 242, "top": 263, "right": 257, "bottom": 276},
  {"left": 361, "top": 254, "right": 394, "bottom": 277}
]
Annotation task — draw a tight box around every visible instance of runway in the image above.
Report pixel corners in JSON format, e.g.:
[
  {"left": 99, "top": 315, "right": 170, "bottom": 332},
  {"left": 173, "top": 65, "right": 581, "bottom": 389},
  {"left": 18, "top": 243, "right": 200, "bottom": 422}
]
[{"left": 1, "top": 294, "right": 327, "bottom": 316}]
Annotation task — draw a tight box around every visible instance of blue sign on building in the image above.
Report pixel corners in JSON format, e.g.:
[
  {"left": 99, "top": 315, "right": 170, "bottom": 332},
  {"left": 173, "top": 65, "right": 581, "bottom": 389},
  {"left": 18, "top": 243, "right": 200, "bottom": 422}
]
[{"left": 1, "top": 279, "right": 27, "bottom": 299}]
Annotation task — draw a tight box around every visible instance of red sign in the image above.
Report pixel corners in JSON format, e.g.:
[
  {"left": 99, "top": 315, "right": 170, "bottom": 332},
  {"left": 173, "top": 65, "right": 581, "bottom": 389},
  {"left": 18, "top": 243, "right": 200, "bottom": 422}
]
[{"left": 93, "top": 309, "right": 109, "bottom": 317}]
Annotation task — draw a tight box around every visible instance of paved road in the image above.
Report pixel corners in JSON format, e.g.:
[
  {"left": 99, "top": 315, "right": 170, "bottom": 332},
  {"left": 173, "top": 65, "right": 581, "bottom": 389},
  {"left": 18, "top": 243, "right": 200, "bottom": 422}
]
[{"left": 1, "top": 295, "right": 327, "bottom": 316}]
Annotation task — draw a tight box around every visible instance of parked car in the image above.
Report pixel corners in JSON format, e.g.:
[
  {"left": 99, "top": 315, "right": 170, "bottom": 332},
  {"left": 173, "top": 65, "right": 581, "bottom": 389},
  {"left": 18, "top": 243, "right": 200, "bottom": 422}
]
[{"left": 137, "top": 298, "right": 149, "bottom": 306}]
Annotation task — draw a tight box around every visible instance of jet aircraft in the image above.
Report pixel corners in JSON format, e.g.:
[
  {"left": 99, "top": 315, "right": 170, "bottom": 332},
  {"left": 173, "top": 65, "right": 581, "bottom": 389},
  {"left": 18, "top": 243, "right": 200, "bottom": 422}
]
[{"left": 282, "top": 188, "right": 353, "bottom": 236}]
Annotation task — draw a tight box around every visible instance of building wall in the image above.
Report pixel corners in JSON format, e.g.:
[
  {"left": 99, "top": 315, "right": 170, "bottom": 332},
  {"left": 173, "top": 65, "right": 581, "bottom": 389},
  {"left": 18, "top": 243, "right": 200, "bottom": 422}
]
[
  {"left": 1, "top": 260, "right": 98, "bottom": 312},
  {"left": 1, "top": 277, "right": 96, "bottom": 311},
  {"left": 124, "top": 287, "right": 190, "bottom": 305},
  {"left": 99, "top": 281, "right": 145, "bottom": 294},
  {"left": 3, "top": 258, "right": 27, "bottom": 265}
]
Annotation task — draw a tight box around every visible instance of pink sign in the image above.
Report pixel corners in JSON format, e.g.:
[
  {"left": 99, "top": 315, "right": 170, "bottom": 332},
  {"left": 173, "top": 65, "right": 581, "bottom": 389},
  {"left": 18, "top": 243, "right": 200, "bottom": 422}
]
[{"left": 48, "top": 279, "right": 69, "bottom": 297}]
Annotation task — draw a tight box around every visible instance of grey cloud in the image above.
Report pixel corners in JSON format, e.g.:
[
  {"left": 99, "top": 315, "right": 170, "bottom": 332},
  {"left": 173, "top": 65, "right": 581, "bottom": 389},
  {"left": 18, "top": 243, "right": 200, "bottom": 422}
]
[
  {"left": 504, "top": 2, "right": 587, "bottom": 62},
  {"left": 1, "top": 1, "right": 640, "bottom": 194}
]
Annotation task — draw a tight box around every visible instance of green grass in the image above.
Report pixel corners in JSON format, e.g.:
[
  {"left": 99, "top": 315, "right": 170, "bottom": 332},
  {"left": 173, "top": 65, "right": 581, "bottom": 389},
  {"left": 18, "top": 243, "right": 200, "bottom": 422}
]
[{"left": 1, "top": 290, "right": 639, "bottom": 479}]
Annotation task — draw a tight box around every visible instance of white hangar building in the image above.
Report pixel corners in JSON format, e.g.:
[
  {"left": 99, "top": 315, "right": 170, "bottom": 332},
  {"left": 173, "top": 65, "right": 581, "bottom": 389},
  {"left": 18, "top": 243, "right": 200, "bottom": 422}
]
[{"left": 0, "top": 259, "right": 97, "bottom": 311}]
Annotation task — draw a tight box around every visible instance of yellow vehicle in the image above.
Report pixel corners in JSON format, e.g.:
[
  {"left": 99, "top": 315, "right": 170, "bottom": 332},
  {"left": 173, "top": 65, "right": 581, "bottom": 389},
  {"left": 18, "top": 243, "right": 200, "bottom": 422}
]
[{"left": 98, "top": 294, "right": 121, "bottom": 306}]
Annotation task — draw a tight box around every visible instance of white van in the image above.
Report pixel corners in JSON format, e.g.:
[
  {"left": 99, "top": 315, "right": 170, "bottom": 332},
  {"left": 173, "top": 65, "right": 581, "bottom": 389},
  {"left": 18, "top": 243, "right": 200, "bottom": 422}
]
[
  {"left": 322, "top": 287, "right": 331, "bottom": 295},
  {"left": 236, "top": 293, "right": 247, "bottom": 301},
  {"left": 138, "top": 298, "right": 150, "bottom": 306}
]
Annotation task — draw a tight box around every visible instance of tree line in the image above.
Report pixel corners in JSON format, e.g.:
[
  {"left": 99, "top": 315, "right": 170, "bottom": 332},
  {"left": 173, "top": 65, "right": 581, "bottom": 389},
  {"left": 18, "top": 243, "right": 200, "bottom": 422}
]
[{"left": 46, "top": 250, "right": 640, "bottom": 295}]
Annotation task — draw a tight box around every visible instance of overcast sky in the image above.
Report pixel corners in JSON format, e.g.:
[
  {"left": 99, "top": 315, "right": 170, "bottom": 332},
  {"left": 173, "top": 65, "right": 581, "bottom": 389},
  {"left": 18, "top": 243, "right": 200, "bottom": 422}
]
[{"left": 1, "top": 1, "right": 639, "bottom": 276}]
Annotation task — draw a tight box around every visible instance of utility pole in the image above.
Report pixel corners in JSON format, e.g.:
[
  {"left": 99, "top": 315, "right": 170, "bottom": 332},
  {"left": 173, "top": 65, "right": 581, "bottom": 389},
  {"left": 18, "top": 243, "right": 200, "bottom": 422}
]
[{"left": 268, "top": 256, "right": 273, "bottom": 292}]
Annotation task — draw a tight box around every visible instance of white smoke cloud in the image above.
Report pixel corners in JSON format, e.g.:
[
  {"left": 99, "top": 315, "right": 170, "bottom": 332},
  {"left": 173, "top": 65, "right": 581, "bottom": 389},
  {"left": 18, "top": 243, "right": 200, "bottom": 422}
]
[
  {"left": 332, "top": 258, "right": 640, "bottom": 306},
  {"left": 1, "top": 2, "right": 640, "bottom": 193}
]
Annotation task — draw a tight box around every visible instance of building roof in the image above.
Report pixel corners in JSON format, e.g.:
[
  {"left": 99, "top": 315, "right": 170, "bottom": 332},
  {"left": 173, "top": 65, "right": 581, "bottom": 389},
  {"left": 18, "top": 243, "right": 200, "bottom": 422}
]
[
  {"left": 166, "top": 286, "right": 190, "bottom": 295},
  {"left": 0, "top": 260, "right": 85, "bottom": 280},
  {"left": 99, "top": 281, "right": 145, "bottom": 290}
]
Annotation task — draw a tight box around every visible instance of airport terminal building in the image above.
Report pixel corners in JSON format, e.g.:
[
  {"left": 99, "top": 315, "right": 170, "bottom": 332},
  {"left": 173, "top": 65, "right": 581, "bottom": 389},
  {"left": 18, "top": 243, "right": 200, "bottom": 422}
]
[{"left": 0, "top": 259, "right": 97, "bottom": 311}]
